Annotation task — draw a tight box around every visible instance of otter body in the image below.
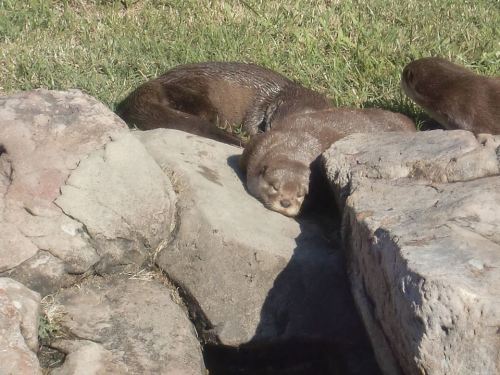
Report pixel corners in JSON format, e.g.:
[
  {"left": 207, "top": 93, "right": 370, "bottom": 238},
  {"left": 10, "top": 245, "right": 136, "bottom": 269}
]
[
  {"left": 116, "top": 62, "right": 331, "bottom": 145},
  {"left": 401, "top": 57, "right": 500, "bottom": 134},
  {"left": 240, "top": 108, "right": 416, "bottom": 216},
  {"left": 272, "top": 108, "right": 416, "bottom": 147}
]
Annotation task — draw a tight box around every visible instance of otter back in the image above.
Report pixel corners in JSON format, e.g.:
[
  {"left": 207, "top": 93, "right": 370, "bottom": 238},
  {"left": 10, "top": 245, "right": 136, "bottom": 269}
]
[
  {"left": 401, "top": 57, "right": 500, "bottom": 134},
  {"left": 272, "top": 108, "right": 416, "bottom": 149},
  {"left": 116, "top": 62, "right": 333, "bottom": 144}
]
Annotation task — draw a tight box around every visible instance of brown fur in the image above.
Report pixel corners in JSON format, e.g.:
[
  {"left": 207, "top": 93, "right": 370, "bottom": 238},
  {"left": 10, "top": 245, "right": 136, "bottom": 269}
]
[
  {"left": 401, "top": 57, "right": 500, "bottom": 134},
  {"left": 240, "top": 130, "right": 331, "bottom": 217},
  {"left": 240, "top": 108, "right": 416, "bottom": 216},
  {"left": 116, "top": 62, "right": 332, "bottom": 145}
]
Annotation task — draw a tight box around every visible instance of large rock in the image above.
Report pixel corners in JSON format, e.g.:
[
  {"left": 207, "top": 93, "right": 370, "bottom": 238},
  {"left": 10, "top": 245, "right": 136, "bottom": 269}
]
[
  {"left": 325, "top": 130, "right": 499, "bottom": 207},
  {"left": 323, "top": 130, "right": 500, "bottom": 375},
  {"left": 136, "top": 129, "right": 379, "bottom": 373},
  {"left": 55, "top": 132, "right": 176, "bottom": 273},
  {"left": 0, "top": 278, "right": 42, "bottom": 375},
  {"left": 0, "top": 90, "right": 175, "bottom": 295},
  {"left": 51, "top": 275, "right": 205, "bottom": 374}
]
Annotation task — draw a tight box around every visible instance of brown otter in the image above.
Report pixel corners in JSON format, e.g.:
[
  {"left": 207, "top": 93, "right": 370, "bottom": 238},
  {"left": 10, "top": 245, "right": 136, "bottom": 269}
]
[
  {"left": 240, "top": 108, "right": 416, "bottom": 216},
  {"left": 401, "top": 57, "right": 500, "bottom": 134},
  {"left": 240, "top": 130, "right": 335, "bottom": 217},
  {"left": 116, "top": 62, "right": 332, "bottom": 145}
]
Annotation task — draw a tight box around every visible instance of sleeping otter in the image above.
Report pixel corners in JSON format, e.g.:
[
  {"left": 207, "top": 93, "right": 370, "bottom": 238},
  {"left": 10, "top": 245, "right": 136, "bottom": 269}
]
[
  {"left": 116, "top": 62, "right": 332, "bottom": 145},
  {"left": 401, "top": 57, "right": 500, "bottom": 134},
  {"left": 240, "top": 108, "right": 416, "bottom": 216}
]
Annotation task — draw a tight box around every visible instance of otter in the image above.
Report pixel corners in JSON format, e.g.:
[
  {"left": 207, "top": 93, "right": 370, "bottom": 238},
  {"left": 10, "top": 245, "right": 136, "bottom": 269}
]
[
  {"left": 240, "top": 130, "right": 333, "bottom": 217},
  {"left": 271, "top": 107, "right": 416, "bottom": 136},
  {"left": 116, "top": 62, "right": 332, "bottom": 145},
  {"left": 240, "top": 108, "right": 416, "bottom": 216},
  {"left": 401, "top": 57, "right": 500, "bottom": 134}
]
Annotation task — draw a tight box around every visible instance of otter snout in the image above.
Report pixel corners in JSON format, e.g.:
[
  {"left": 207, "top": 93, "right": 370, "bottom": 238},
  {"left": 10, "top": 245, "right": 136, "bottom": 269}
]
[{"left": 280, "top": 199, "right": 291, "bottom": 208}]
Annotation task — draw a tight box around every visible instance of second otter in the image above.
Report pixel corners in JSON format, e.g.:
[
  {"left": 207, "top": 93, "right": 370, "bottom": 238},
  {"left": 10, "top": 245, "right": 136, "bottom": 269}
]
[
  {"left": 240, "top": 108, "right": 416, "bottom": 217},
  {"left": 401, "top": 57, "right": 500, "bottom": 135},
  {"left": 116, "top": 62, "right": 332, "bottom": 145}
]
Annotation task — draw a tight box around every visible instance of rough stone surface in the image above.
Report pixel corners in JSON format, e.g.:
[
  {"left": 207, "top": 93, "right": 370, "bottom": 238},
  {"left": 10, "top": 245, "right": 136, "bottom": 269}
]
[
  {"left": 136, "top": 129, "right": 379, "bottom": 373},
  {"left": 323, "top": 130, "right": 500, "bottom": 375},
  {"left": 0, "top": 89, "right": 175, "bottom": 295},
  {"left": 0, "top": 89, "right": 126, "bottom": 292},
  {"left": 0, "top": 277, "right": 42, "bottom": 375},
  {"left": 50, "top": 340, "right": 128, "bottom": 375},
  {"left": 324, "top": 130, "right": 499, "bottom": 208},
  {"left": 52, "top": 275, "right": 205, "bottom": 375},
  {"left": 55, "top": 132, "right": 176, "bottom": 274}
]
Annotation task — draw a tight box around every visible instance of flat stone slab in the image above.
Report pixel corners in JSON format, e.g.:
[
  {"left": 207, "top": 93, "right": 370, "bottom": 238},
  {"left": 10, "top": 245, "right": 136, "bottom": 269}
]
[
  {"left": 323, "top": 130, "right": 500, "bottom": 375},
  {"left": 0, "top": 278, "right": 42, "bottom": 375},
  {"left": 136, "top": 129, "right": 379, "bottom": 373},
  {"left": 0, "top": 90, "right": 175, "bottom": 295},
  {"left": 324, "top": 129, "right": 499, "bottom": 207},
  {"left": 51, "top": 275, "right": 204, "bottom": 374}
]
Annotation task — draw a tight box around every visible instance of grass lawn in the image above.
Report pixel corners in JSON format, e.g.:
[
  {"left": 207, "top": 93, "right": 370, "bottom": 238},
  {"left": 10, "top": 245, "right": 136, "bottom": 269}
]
[{"left": 0, "top": 0, "right": 498, "bottom": 123}]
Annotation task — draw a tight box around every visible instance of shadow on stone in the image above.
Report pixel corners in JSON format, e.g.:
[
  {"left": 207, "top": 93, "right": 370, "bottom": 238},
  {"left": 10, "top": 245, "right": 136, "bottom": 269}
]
[
  {"left": 227, "top": 154, "right": 246, "bottom": 184},
  {"left": 203, "top": 157, "right": 381, "bottom": 374},
  {"left": 204, "top": 339, "right": 346, "bottom": 374}
]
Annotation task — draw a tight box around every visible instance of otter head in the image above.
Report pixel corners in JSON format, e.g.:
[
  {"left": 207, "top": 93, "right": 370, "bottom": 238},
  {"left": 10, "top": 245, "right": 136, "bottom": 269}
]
[
  {"left": 401, "top": 57, "right": 470, "bottom": 108},
  {"left": 401, "top": 58, "right": 439, "bottom": 107},
  {"left": 248, "top": 159, "right": 310, "bottom": 217}
]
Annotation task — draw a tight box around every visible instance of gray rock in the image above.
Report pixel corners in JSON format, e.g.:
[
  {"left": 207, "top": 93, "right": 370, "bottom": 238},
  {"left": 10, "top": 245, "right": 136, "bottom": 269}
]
[
  {"left": 0, "top": 89, "right": 127, "bottom": 293},
  {"left": 0, "top": 278, "right": 41, "bottom": 375},
  {"left": 476, "top": 133, "right": 500, "bottom": 162},
  {"left": 52, "top": 275, "right": 205, "bottom": 374},
  {"left": 55, "top": 132, "right": 176, "bottom": 274},
  {"left": 50, "top": 340, "right": 129, "bottom": 375},
  {"left": 3, "top": 251, "right": 75, "bottom": 297},
  {"left": 136, "top": 129, "right": 378, "bottom": 373},
  {"left": 0, "top": 90, "right": 175, "bottom": 294},
  {"left": 324, "top": 130, "right": 499, "bottom": 208},
  {"left": 323, "top": 130, "right": 500, "bottom": 375}
]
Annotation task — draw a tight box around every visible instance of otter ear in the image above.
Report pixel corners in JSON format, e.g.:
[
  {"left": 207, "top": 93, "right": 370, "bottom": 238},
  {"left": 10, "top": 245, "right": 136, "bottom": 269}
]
[
  {"left": 259, "top": 165, "right": 268, "bottom": 176},
  {"left": 403, "top": 67, "right": 414, "bottom": 85}
]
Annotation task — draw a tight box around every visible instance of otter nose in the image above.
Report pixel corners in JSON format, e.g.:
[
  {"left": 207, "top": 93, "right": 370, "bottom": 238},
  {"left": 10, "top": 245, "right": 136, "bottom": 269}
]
[{"left": 280, "top": 199, "right": 291, "bottom": 208}]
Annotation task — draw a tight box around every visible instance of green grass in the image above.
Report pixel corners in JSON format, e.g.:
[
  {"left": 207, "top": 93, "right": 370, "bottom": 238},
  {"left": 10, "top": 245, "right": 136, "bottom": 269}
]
[{"left": 0, "top": 0, "right": 498, "bottom": 121}]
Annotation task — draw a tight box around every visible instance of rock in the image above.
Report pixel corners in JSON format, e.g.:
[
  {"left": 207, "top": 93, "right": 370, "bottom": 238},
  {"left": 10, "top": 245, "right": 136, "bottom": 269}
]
[
  {"left": 0, "top": 277, "right": 42, "bottom": 375},
  {"left": 3, "top": 251, "right": 74, "bottom": 298},
  {"left": 324, "top": 130, "right": 499, "bottom": 208},
  {"left": 52, "top": 275, "right": 205, "bottom": 374},
  {"left": 136, "top": 129, "right": 379, "bottom": 373},
  {"left": 323, "top": 130, "right": 500, "bottom": 375},
  {"left": 55, "top": 132, "right": 176, "bottom": 274},
  {"left": 0, "top": 89, "right": 175, "bottom": 294},
  {"left": 50, "top": 340, "right": 129, "bottom": 374},
  {"left": 476, "top": 133, "right": 500, "bottom": 162}
]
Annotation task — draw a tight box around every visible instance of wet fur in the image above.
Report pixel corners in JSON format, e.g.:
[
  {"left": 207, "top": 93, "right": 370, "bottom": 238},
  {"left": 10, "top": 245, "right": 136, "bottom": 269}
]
[
  {"left": 401, "top": 57, "right": 500, "bottom": 134},
  {"left": 116, "top": 62, "right": 332, "bottom": 145}
]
